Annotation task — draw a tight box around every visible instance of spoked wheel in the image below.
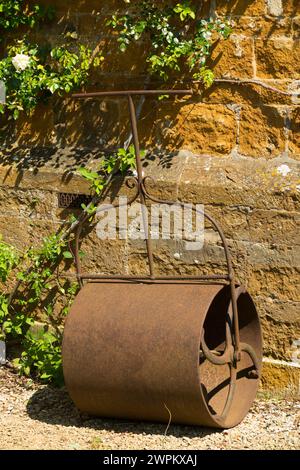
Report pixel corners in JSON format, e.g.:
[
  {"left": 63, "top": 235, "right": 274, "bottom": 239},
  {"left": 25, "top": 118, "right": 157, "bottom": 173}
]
[{"left": 200, "top": 286, "right": 262, "bottom": 428}]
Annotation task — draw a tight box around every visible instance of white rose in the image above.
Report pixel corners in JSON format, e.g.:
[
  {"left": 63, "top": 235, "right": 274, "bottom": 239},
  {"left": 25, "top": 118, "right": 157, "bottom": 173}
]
[
  {"left": 203, "top": 31, "right": 212, "bottom": 40},
  {"left": 12, "top": 53, "right": 31, "bottom": 72},
  {"left": 277, "top": 164, "right": 291, "bottom": 177}
]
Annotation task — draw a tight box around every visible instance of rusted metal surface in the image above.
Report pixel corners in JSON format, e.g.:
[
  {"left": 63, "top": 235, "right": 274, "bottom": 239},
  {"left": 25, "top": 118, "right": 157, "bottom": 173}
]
[
  {"left": 63, "top": 282, "right": 262, "bottom": 428},
  {"left": 72, "top": 89, "right": 193, "bottom": 98},
  {"left": 62, "top": 89, "right": 263, "bottom": 428}
]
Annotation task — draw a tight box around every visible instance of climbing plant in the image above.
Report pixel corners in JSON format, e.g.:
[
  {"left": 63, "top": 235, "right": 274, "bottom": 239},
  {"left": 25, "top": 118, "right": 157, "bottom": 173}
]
[
  {"left": 0, "top": 146, "right": 138, "bottom": 384},
  {"left": 108, "top": 0, "right": 231, "bottom": 85},
  {"left": 0, "top": 231, "right": 78, "bottom": 385},
  {"left": 0, "top": 1, "right": 232, "bottom": 120},
  {"left": 0, "top": 40, "right": 102, "bottom": 120},
  {"left": 0, "top": 0, "right": 54, "bottom": 31},
  {"left": 0, "top": 1, "right": 233, "bottom": 385},
  {"left": 0, "top": 1, "right": 103, "bottom": 119}
]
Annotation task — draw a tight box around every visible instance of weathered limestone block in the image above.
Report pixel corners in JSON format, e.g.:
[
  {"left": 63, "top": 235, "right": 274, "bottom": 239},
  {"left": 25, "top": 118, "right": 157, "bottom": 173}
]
[
  {"left": 80, "top": 234, "right": 128, "bottom": 275},
  {"left": 260, "top": 315, "right": 300, "bottom": 361},
  {"left": 267, "top": 0, "right": 284, "bottom": 16},
  {"left": 155, "top": 103, "right": 237, "bottom": 155},
  {"left": 260, "top": 362, "right": 300, "bottom": 397},
  {"left": 203, "top": 205, "right": 250, "bottom": 241},
  {"left": 293, "top": 16, "right": 300, "bottom": 38},
  {"left": 289, "top": 106, "right": 300, "bottom": 159},
  {"left": 27, "top": 219, "right": 63, "bottom": 247},
  {"left": 213, "top": 0, "right": 266, "bottom": 16},
  {"left": 232, "top": 16, "right": 293, "bottom": 38},
  {"left": 0, "top": 215, "right": 30, "bottom": 250},
  {"left": 211, "top": 36, "right": 254, "bottom": 79},
  {"left": 248, "top": 209, "right": 300, "bottom": 245},
  {"left": 256, "top": 297, "right": 300, "bottom": 371},
  {"left": 267, "top": 0, "right": 300, "bottom": 16},
  {"left": 248, "top": 267, "right": 300, "bottom": 302},
  {"left": 54, "top": 98, "right": 121, "bottom": 150},
  {"left": 239, "top": 105, "right": 286, "bottom": 158},
  {"left": 0, "top": 188, "right": 56, "bottom": 219},
  {"left": 256, "top": 295, "right": 300, "bottom": 324},
  {"left": 244, "top": 243, "right": 300, "bottom": 269},
  {"left": 202, "top": 80, "right": 295, "bottom": 106},
  {"left": 0, "top": 165, "right": 90, "bottom": 193},
  {"left": 256, "top": 38, "right": 300, "bottom": 79},
  {"left": 178, "top": 154, "right": 300, "bottom": 211},
  {"left": 8, "top": 105, "right": 56, "bottom": 150}
]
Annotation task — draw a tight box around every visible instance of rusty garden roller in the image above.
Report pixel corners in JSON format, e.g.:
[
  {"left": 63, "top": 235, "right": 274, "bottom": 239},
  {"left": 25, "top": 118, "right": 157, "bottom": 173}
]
[{"left": 62, "top": 89, "right": 262, "bottom": 429}]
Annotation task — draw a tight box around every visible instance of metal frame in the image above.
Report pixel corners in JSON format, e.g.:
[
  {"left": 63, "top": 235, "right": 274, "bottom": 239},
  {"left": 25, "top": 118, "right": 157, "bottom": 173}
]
[{"left": 70, "top": 89, "right": 260, "bottom": 390}]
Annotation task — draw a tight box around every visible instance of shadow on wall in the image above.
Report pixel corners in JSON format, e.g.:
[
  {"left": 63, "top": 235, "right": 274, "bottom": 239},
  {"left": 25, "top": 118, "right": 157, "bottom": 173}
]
[
  {"left": 1, "top": 0, "right": 297, "bottom": 173},
  {"left": 0, "top": 0, "right": 222, "bottom": 174},
  {"left": 0, "top": 92, "right": 195, "bottom": 174}
]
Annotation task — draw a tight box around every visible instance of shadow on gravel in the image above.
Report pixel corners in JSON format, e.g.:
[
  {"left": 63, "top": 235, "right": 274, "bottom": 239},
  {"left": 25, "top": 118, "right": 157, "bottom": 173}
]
[{"left": 26, "top": 386, "right": 220, "bottom": 439}]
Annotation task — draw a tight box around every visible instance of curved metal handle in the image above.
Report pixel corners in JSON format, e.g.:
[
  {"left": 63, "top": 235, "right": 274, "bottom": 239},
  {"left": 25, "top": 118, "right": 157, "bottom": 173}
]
[
  {"left": 71, "top": 173, "right": 241, "bottom": 355},
  {"left": 141, "top": 176, "right": 241, "bottom": 354},
  {"left": 69, "top": 88, "right": 241, "bottom": 357},
  {"left": 73, "top": 175, "right": 235, "bottom": 283}
]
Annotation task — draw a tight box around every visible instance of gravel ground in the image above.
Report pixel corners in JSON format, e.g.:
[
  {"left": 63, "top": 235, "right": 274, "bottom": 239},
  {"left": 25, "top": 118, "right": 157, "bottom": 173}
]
[{"left": 0, "top": 366, "right": 299, "bottom": 450}]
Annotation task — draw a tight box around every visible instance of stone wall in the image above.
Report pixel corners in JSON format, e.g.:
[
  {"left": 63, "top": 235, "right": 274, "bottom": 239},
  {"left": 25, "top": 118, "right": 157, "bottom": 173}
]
[{"left": 0, "top": 0, "right": 299, "bottom": 394}]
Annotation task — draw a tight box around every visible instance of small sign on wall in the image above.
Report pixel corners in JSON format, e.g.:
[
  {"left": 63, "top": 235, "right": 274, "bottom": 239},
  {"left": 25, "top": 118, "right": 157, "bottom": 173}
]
[{"left": 0, "top": 340, "right": 6, "bottom": 365}]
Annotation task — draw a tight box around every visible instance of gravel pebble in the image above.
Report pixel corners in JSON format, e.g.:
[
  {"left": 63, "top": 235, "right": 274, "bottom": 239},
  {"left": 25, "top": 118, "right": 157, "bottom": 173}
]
[{"left": 0, "top": 367, "right": 299, "bottom": 450}]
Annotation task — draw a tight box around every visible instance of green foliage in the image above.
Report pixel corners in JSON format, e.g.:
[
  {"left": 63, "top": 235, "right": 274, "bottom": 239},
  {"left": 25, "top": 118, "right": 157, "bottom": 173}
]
[
  {"left": 14, "top": 234, "right": 70, "bottom": 307},
  {"left": 12, "top": 280, "right": 77, "bottom": 386},
  {"left": 78, "top": 145, "right": 143, "bottom": 197},
  {"left": 117, "top": 145, "right": 144, "bottom": 174},
  {"left": 173, "top": 1, "right": 196, "bottom": 21},
  {"left": 195, "top": 66, "right": 215, "bottom": 89},
  {"left": 0, "top": 40, "right": 103, "bottom": 119},
  {"left": 0, "top": 1, "right": 103, "bottom": 119},
  {"left": 0, "top": 144, "right": 139, "bottom": 384},
  {"left": 0, "top": 1, "right": 236, "bottom": 387},
  {"left": 0, "top": 231, "right": 79, "bottom": 384},
  {"left": 14, "top": 328, "right": 63, "bottom": 386},
  {"left": 78, "top": 145, "right": 143, "bottom": 224},
  {"left": 0, "top": 235, "right": 19, "bottom": 282},
  {"left": 1, "top": 306, "right": 34, "bottom": 338},
  {"left": 0, "top": 237, "right": 22, "bottom": 340},
  {"left": 0, "top": 0, "right": 54, "bottom": 31},
  {"left": 0, "top": 238, "right": 31, "bottom": 341},
  {"left": 107, "top": 1, "right": 231, "bottom": 84},
  {"left": 78, "top": 167, "right": 106, "bottom": 197}
]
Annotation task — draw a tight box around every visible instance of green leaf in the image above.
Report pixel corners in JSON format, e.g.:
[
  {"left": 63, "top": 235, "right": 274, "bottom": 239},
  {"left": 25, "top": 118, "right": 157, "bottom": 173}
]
[
  {"left": 48, "top": 82, "right": 60, "bottom": 94},
  {"left": 13, "top": 109, "right": 20, "bottom": 120}
]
